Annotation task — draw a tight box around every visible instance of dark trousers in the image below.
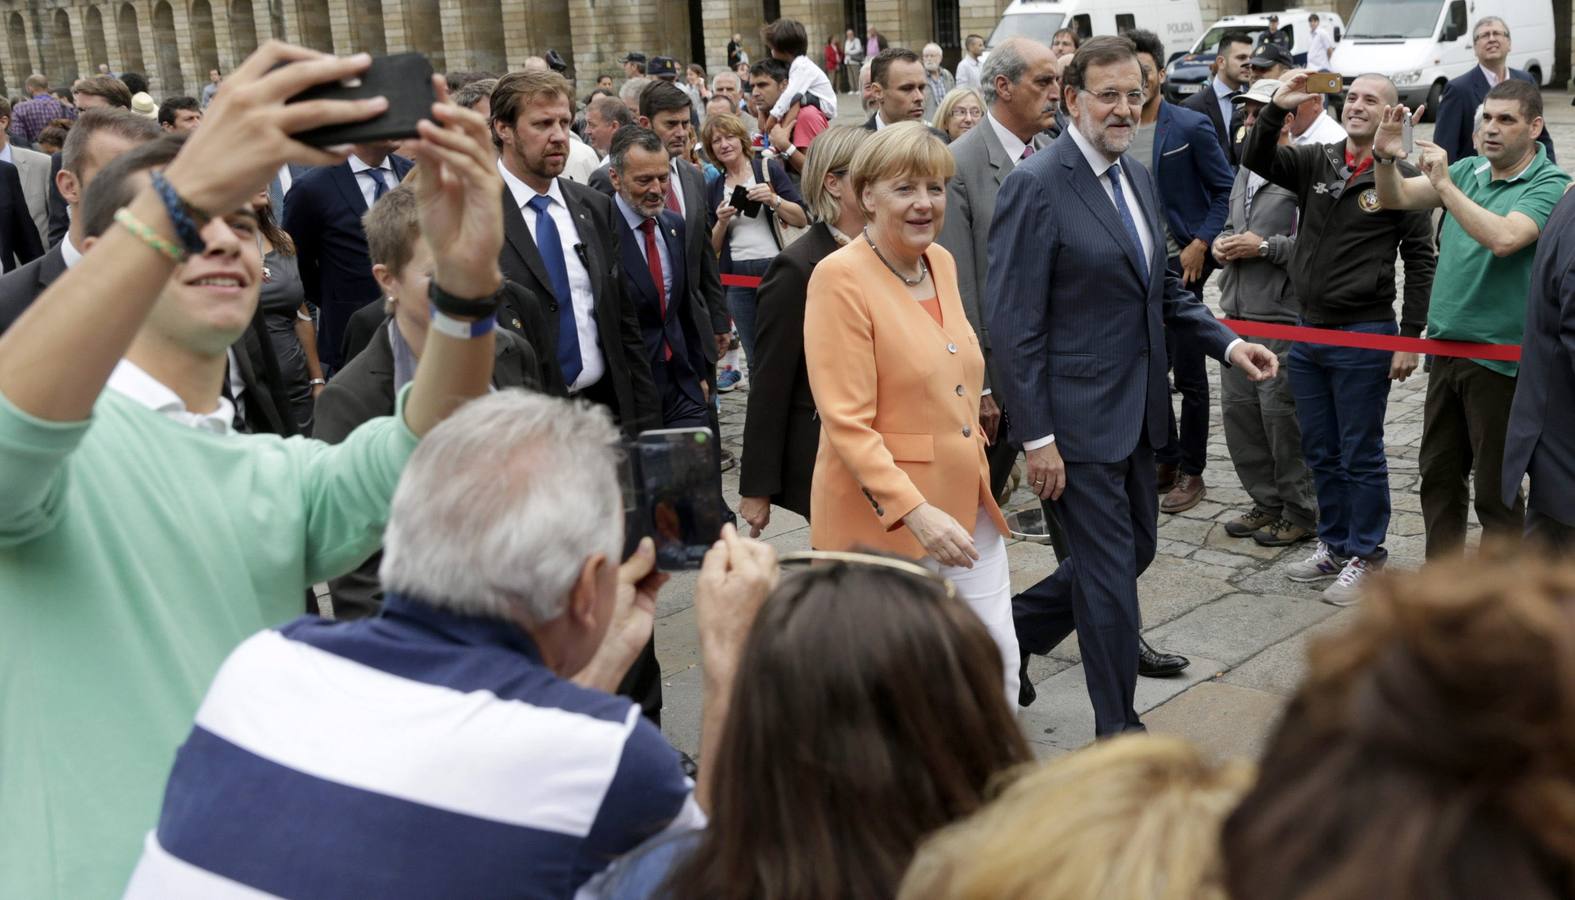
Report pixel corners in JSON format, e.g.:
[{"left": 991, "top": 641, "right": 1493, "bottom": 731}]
[
  {"left": 1157, "top": 261, "right": 1211, "bottom": 475},
  {"left": 1013, "top": 437, "right": 1158, "bottom": 736},
  {"left": 1288, "top": 320, "right": 1395, "bottom": 561},
  {"left": 989, "top": 407, "right": 1073, "bottom": 562},
  {"left": 1419, "top": 356, "right": 1524, "bottom": 558},
  {"left": 1527, "top": 508, "right": 1575, "bottom": 555},
  {"left": 654, "top": 359, "right": 711, "bottom": 428},
  {"left": 1221, "top": 336, "right": 1317, "bottom": 529}
]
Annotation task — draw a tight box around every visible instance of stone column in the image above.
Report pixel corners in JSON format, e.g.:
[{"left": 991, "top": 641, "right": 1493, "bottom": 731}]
[{"left": 325, "top": 0, "right": 354, "bottom": 58}]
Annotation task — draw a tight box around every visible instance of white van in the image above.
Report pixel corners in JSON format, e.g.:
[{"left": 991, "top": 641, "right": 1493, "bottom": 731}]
[
  {"left": 1329, "top": 0, "right": 1554, "bottom": 116},
  {"left": 986, "top": 0, "right": 1205, "bottom": 60},
  {"left": 1164, "top": 9, "right": 1347, "bottom": 102}
]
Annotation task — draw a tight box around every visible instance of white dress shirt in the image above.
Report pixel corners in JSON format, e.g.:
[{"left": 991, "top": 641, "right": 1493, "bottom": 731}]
[
  {"left": 613, "top": 193, "right": 674, "bottom": 303},
  {"left": 60, "top": 232, "right": 83, "bottom": 268},
  {"left": 666, "top": 159, "right": 688, "bottom": 217},
  {"left": 1306, "top": 28, "right": 1335, "bottom": 69},
  {"left": 348, "top": 153, "right": 398, "bottom": 210},
  {"left": 0, "top": 143, "right": 11, "bottom": 164},
  {"left": 276, "top": 163, "right": 295, "bottom": 196},
  {"left": 1023, "top": 125, "right": 1238, "bottom": 451},
  {"left": 106, "top": 359, "right": 234, "bottom": 434},
  {"left": 562, "top": 133, "right": 599, "bottom": 185},
  {"left": 1295, "top": 109, "right": 1348, "bottom": 147},
  {"left": 1479, "top": 64, "right": 1505, "bottom": 88},
  {"left": 987, "top": 111, "right": 1029, "bottom": 164},
  {"left": 956, "top": 54, "right": 983, "bottom": 91},
  {"left": 498, "top": 158, "right": 606, "bottom": 392}
]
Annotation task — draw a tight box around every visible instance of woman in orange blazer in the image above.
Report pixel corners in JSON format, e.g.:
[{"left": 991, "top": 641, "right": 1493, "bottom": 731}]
[{"left": 803, "top": 122, "right": 1018, "bottom": 702}]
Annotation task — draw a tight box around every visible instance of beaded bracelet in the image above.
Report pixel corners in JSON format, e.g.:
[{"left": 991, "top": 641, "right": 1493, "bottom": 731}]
[
  {"left": 113, "top": 208, "right": 186, "bottom": 263},
  {"left": 149, "top": 171, "right": 209, "bottom": 256}
]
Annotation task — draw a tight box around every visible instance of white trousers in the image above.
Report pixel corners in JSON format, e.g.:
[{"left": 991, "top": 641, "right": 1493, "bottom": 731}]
[{"left": 923, "top": 505, "right": 1020, "bottom": 708}]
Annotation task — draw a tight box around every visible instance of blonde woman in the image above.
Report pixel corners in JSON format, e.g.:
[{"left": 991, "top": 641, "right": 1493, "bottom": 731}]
[
  {"left": 900, "top": 735, "right": 1254, "bottom": 900},
  {"left": 934, "top": 86, "right": 986, "bottom": 142}
]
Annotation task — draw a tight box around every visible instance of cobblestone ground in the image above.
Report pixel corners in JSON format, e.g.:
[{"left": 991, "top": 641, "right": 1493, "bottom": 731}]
[{"left": 655, "top": 92, "right": 1575, "bottom": 761}]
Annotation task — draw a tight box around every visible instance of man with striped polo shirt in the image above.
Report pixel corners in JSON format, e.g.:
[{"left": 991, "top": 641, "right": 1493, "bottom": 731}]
[{"left": 126, "top": 391, "right": 774, "bottom": 897}]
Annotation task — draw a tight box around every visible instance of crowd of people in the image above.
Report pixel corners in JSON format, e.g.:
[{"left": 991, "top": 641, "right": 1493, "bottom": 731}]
[{"left": 1, "top": 8, "right": 1574, "bottom": 899}]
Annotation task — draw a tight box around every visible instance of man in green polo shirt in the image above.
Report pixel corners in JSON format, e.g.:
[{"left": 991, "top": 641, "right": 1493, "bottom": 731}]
[{"left": 1374, "top": 78, "right": 1570, "bottom": 557}]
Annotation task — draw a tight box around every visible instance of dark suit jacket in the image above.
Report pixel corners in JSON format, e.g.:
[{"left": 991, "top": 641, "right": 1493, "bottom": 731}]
[
  {"left": 234, "top": 315, "right": 293, "bottom": 436},
  {"left": 1502, "top": 189, "right": 1575, "bottom": 522},
  {"left": 1148, "top": 101, "right": 1236, "bottom": 252},
  {"left": 1435, "top": 67, "right": 1555, "bottom": 164},
  {"left": 499, "top": 178, "right": 660, "bottom": 435},
  {"left": 0, "top": 161, "right": 43, "bottom": 272},
  {"left": 987, "top": 132, "right": 1237, "bottom": 463},
  {"left": 590, "top": 157, "right": 730, "bottom": 337},
  {"left": 0, "top": 242, "right": 65, "bottom": 333},
  {"left": 862, "top": 112, "right": 951, "bottom": 143},
  {"left": 314, "top": 318, "right": 541, "bottom": 617},
  {"left": 281, "top": 155, "right": 414, "bottom": 372},
  {"left": 46, "top": 152, "right": 67, "bottom": 248},
  {"left": 340, "top": 282, "right": 567, "bottom": 397},
  {"left": 614, "top": 206, "right": 713, "bottom": 407},
  {"left": 1181, "top": 79, "right": 1240, "bottom": 164},
  {"left": 739, "top": 222, "right": 838, "bottom": 516}
]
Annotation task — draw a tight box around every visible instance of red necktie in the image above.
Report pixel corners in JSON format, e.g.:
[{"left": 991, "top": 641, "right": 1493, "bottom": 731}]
[
  {"left": 664, "top": 177, "right": 682, "bottom": 214},
  {"left": 640, "top": 218, "right": 673, "bottom": 361}
]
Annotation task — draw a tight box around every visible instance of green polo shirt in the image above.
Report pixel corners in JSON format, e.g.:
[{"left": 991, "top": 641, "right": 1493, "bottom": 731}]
[{"left": 1429, "top": 145, "right": 1570, "bottom": 376}]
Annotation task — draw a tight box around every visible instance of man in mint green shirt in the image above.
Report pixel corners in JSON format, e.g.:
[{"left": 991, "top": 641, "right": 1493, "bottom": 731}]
[
  {"left": 1373, "top": 78, "right": 1570, "bottom": 557},
  {"left": 0, "top": 47, "right": 508, "bottom": 898}
]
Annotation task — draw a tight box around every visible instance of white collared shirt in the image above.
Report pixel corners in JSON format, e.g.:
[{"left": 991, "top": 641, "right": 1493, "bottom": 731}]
[
  {"left": 276, "top": 163, "right": 294, "bottom": 196},
  {"left": 348, "top": 153, "right": 397, "bottom": 210},
  {"left": 666, "top": 159, "right": 687, "bottom": 217},
  {"left": 106, "top": 359, "right": 233, "bottom": 434},
  {"left": 498, "top": 158, "right": 605, "bottom": 392},
  {"left": 1479, "top": 64, "right": 1505, "bottom": 88},
  {"left": 956, "top": 54, "right": 983, "bottom": 91},
  {"left": 1294, "top": 110, "right": 1348, "bottom": 147},
  {"left": 613, "top": 193, "right": 675, "bottom": 303},
  {"left": 0, "top": 143, "right": 11, "bottom": 164},
  {"left": 987, "top": 111, "right": 1029, "bottom": 164},
  {"left": 1307, "top": 28, "right": 1335, "bottom": 69},
  {"left": 1023, "top": 125, "right": 1238, "bottom": 452},
  {"left": 60, "top": 232, "right": 82, "bottom": 268}
]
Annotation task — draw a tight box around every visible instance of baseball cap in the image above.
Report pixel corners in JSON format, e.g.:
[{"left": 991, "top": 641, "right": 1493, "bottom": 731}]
[
  {"left": 1234, "top": 78, "right": 1283, "bottom": 106},
  {"left": 648, "top": 56, "right": 680, "bottom": 79},
  {"left": 1248, "top": 42, "right": 1294, "bottom": 70}
]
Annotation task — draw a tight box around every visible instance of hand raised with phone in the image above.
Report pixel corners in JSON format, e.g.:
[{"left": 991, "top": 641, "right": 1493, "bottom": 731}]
[{"left": 1376, "top": 103, "right": 1423, "bottom": 160}]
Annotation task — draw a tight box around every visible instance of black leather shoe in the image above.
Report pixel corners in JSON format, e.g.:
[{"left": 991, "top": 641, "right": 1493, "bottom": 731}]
[
  {"left": 1138, "top": 637, "right": 1189, "bottom": 677},
  {"left": 1018, "top": 652, "right": 1036, "bottom": 707}
]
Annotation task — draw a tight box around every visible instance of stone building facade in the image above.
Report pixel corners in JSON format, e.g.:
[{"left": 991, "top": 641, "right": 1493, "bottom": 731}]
[{"left": 1, "top": 0, "right": 1570, "bottom": 101}]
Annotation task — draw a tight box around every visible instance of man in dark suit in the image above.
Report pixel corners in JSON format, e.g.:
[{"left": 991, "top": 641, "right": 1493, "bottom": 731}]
[
  {"left": 863, "top": 47, "right": 950, "bottom": 143},
  {"left": 1131, "top": 30, "right": 1237, "bottom": 514},
  {"left": 1433, "top": 16, "right": 1555, "bottom": 164},
  {"left": 0, "top": 110, "right": 162, "bottom": 333},
  {"left": 1502, "top": 190, "right": 1575, "bottom": 552},
  {"left": 492, "top": 70, "right": 660, "bottom": 435},
  {"left": 608, "top": 126, "right": 715, "bottom": 428},
  {"left": 281, "top": 140, "right": 413, "bottom": 373},
  {"left": 590, "top": 80, "right": 731, "bottom": 358},
  {"left": 0, "top": 161, "right": 42, "bottom": 272},
  {"left": 1181, "top": 30, "right": 1252, "bottom": 162},
  {"left": 989, "top": 37, "right": 1278, "bottom": 737}
]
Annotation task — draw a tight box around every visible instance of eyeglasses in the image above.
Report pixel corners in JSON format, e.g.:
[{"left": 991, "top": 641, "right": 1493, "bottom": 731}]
[
  {"left": 777, "top": 550, "right": 958, "bottom": 600},
  {"left": 1475, "top": 30, "right": 1509, "bottom": 41},
  {"left": 1081, "top": 88, "right": 1147, "bottom": 109}
]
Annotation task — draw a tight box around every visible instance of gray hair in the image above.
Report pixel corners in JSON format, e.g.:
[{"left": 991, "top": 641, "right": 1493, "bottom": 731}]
[
  {"left": 711, "top": 70, "right": 741, "bottom": 92},
  {"left": 980, "top": 37, "right": 1035, "bottom": 105},
  {"left": 1473, "top": 16, "right": 1510, "bottom": 40},
  {"left": 380, "top": 391, "right": 624, "bottom": 625},
  {"left": 620, "top": 76, "right": 652, "bottom": 106},
  {"left": 609, "top": 124, "right": 664, "bottom": 174}
]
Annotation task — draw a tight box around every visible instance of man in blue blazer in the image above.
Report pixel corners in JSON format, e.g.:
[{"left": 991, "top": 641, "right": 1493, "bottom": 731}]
[
  {"left": 988, "top": 36, "right": 1278, "bottom": 737},
  {"left": 1433, "top": 16, "right": 1555, "bottom": 165},
  {"left": 608, "top": 126, "right": 714, "bottom": 428},
  {"left": 1131, "top": 30, "right": 1237, "bottom": 513},
  {"left": 282, "top": 141, "right": 413, "bottom": 372}
]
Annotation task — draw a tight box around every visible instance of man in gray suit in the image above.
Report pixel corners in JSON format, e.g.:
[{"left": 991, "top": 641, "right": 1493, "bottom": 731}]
[
  {"left": 989, "top": 36, "right": 1278, "bottom": 736},
  {"left": 0, "top": 98, "right": 51, "bottom": 244}
]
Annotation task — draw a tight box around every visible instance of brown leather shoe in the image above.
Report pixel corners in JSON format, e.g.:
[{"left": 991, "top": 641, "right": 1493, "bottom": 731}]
[
  {"left": 1156, "top": 463, "right": 1179, "bottom": 493},
  {"left": 1160, "top": 473, "right": 1206, "bottom": 514},
  {"left": 1253, "top": 518, "right": 1314, "bottom": 547}
]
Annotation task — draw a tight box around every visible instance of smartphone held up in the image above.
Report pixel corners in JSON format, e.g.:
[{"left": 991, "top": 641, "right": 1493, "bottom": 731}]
[
  {"left": 284, "top": 52, "right": 435, "bottom": 147},
  {"left": 621, "top": 429, "right": 734, "bottom": 571}
]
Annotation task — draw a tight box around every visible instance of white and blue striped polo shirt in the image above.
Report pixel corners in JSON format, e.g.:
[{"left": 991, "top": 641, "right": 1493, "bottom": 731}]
[{"left": 124, "top": 595, "right": 704, "bottom": 899}]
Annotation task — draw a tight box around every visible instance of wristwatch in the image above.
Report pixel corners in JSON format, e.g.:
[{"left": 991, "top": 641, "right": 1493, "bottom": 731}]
[{"left": 1257, "top": 240, "right": 1270, "bottom": 258}]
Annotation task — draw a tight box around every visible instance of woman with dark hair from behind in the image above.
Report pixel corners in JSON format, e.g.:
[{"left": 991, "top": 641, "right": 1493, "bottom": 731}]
[
  {"left": 251, "top": 184, "right": 324, "bottom": 434},
  {"left": 597, "top": 560, "right": 1032, "bottom": 899},
  {"left": 1223, "top": 549, "right": 1575, "bottom": 900}
]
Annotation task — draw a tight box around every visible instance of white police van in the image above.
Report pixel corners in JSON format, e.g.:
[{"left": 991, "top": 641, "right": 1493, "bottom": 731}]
[{"left": 986, "top": 0, "right": 1205, "bottom": 60}]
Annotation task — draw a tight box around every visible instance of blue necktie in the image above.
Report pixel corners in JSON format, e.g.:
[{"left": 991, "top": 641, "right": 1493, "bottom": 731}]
[
  {"left": 365, "top": 167, "right": 389, "bottom": 204},
  {"left": 1107, "top": 163, "right": 1149, "bottom": 286},
  {"left": 527, "top": 195, "right": 583, "bottom": 386}
]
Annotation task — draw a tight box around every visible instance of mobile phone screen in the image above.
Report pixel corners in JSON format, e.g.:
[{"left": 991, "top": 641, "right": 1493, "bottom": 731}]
[{"left": 637, "top": 429, "right": 727, "bottom": 570}]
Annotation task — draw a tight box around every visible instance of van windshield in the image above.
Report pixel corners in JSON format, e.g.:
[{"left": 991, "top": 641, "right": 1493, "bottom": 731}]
[
  {"left": 987, "top": 13, "right": 1066, "bottom": 47},
  {"left": 1345, "top": 0, "right": 1442, "bottom": 39},
  {"left": 1192, "top": 25, "right": 1267, "bottom": 55}
]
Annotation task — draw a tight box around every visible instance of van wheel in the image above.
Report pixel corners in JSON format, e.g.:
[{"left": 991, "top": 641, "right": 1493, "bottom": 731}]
[
  {"left": 1528, "top": 65, "right": 1543, "bottom": 86},
  {"left": 1422, "top": 81, "right": 1443, "bottom": 122}
]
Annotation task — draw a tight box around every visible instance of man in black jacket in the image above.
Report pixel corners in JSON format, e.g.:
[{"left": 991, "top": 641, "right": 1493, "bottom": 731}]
[
  {"left": 1182, "top": 30, "right": 1252, "bottom": 163},
  {"left": 1244, "top": 71, "right": 1436, "bottom": 604}
]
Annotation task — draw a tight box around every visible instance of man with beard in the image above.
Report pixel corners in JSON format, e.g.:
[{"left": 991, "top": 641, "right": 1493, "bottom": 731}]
[
  {"left": 988, "top": 36, "right": 1279, "bottom": 735},
  {"left": 1243, "top": 70, "right": 1435, "bottom": 604}
]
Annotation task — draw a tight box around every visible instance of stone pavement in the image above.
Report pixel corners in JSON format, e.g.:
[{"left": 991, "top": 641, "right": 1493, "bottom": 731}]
[{"left": 653, "top": 91, "right": 1575, "bottom": 763}]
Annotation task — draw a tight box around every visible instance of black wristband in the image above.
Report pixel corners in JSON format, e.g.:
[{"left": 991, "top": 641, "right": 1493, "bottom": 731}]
[{"left": 427, "top": 280, "right": 503, "bottom": 318}]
